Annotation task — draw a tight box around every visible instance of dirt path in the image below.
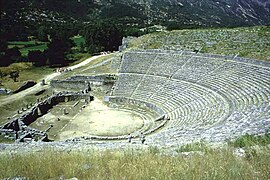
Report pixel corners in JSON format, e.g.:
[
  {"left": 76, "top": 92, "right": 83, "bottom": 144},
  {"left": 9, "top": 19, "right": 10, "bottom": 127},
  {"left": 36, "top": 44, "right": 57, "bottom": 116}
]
[{"left": 0, "top": 54, "right": 107, "bottom": 106}]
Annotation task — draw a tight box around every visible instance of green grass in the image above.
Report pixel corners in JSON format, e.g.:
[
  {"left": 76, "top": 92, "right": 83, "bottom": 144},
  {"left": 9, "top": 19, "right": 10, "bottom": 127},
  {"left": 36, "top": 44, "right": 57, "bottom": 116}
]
[
  {"left": 0, "top": 147, "right": 269, "bottom": 179},
  {"left": 68, "top": 53, "right": 92, "bottom": 65},
  {"left": 176, "top": 141, "right": 211, "bottom": 153},
  {"left": 8, "top": 36, "right": 85, "bottom": 57},
  {"left": 8, "top": 35, "right": 86, "bottom": 57},
  {"left": 0, "top": 62, "right": 53, "bottom": 90},
  {"left": 0, "top": 94, "right": 46, "bottom": 125},
  {"left": 8, "top": 41, "right": 39, "bottom": 46},
  {"left": 0, "top": 134, "right": 14, "bottom": 144},
  {"left": 8, "top": 41, "right": 48, "bottom": 57},
  {"left": 66, "top": 52, "right": 90, "bottom": 63},
  {"left": 19, "top": 44, "right": 48, "bottom": 56},
  {"left": 72, "top": 35, "right": 86, "bottom": 47}
]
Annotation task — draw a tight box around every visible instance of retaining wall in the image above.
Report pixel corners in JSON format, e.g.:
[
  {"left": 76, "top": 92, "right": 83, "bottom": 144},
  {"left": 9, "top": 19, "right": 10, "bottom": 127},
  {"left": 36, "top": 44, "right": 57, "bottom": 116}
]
[
  {"left": 126, "top": 49, "right": 270, "bottom": 66},
  {"left": 2, "top": 92, "right": 94, "bottom": 131},
  {"left": 108, "top": 96, "right": 167, "bottom": 117},
  {"left": 51, "top": 75, "right": 116, "bottom": 89}
]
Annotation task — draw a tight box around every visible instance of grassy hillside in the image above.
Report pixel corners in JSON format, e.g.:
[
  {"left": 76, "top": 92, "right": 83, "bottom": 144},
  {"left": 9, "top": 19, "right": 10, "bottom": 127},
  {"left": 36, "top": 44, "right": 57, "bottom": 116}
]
[
  {"left": 1, "top": 26, "right": 270, "bottom": 179},
  {"left": 0, "top": 63, "right": 53, "bottom": 90},
  {"left": 1, "top": 36, "right": 89, "bottom": 91},
  {"left": 0, "top": 145, "right": 270, "bottom": 179},
  {"left": 129, "top": 26, "right": 270, "bottom": 61},
  {"left": 0, "top": 93, "right": 42, "bottom": 125}
]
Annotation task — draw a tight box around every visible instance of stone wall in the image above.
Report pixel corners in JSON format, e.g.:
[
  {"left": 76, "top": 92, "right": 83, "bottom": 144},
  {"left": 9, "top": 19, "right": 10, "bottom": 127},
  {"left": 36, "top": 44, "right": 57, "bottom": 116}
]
[
  {"left": 50, "top": 80, "right": 88, "bottom": 90},
  {"left": 126, "top": 49, "right": 270, "bottom": 67},
  {"left": 108, "top": 96, "right": 167, "bottom": 117},
  {"left": 13, "top": 80, "right": 36, "bottom": 94},
  {"left": 51, "top": 75, "right": 116, "bottom": 90},
  {"left": 1, "top": 92, "right": 94, "bottom": 142},
  {"left": 119, "top": 36, "right": 136, "bottom": 52}
]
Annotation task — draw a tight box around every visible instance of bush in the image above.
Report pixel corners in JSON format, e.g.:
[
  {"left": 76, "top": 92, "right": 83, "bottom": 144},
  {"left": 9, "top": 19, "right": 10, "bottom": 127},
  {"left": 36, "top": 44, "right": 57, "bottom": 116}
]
[
  {"left": 0, "top": 55, "right": 12, "bottom": 67},
  {"left": 229, "top": 133, "right": 270, "bottom": 148},
  {"left": 5, "top": 47, "right": 22, "bottom": 62},
  {"left": 28, "top": 50, "right": 47, "bottom": 67}
]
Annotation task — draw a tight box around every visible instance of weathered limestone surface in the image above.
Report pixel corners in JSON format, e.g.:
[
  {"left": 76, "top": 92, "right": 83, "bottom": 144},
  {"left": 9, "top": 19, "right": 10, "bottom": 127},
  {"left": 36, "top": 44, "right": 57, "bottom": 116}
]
[
  {"left": 111, "top": 49, "right": 270, "bottom": 147},
  {"left": 1, "top": 49, "right": 269, "bottom": 150},
  {"left": 51, "top": 75, "right": 116, "bottom": 89}
]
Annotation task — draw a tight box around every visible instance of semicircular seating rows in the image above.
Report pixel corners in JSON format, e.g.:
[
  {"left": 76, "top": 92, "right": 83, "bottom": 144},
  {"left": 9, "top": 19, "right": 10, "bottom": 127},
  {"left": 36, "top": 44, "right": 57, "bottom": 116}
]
[{"left": 111, "top": 50, "right": 270, "bottom": 147}]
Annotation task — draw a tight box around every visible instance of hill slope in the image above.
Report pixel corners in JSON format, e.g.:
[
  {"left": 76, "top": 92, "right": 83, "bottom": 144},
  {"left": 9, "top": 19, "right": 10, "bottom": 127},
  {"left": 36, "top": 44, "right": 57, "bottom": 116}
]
[
  {"left": 1, "top": 0, "right": 269, "bottom": 29},
  {"left": 128, "top": 26, "right": 270, "bottom": 61}
]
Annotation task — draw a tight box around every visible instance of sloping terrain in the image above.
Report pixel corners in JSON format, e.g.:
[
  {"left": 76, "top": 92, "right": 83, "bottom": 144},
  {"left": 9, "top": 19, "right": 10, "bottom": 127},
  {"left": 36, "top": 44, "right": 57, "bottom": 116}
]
[
  {"left": 1, "top": 0, "right": 269, "bottom": 30},
  {"left": 128, "top": 26, "right": 270, "bottom": 61}
]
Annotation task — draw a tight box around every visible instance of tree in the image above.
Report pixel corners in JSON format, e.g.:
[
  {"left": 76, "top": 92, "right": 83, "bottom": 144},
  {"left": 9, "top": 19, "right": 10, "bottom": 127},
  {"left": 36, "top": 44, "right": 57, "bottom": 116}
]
[
  {"left": 10, "top": 70, "right": 19, "bottom": 82},
  {"left": 125, "top": 27, "right": 144, "bottom": 37},
  {"left": 84, "top": 20, "right": 123, "bottom": 53},
  {"left": 0, "top": 55, "right": 12, "bottom": 67},
  {"left": 28, "top": 50, "right": 47, "bottom": 67},
  {"left": 37, "top": 26, "right": 49, "bottom": 42},
  {"left": 0, "top": 39, "right": 8, "bottom": 54},
  {"left": 46, "top": 36, "right": 74, "bottom": 67},
  {"left": 5, "top": 47, "right": 21, "bottom": 62},
  {"left": 79, "top": 42, "right": 85, "bottom": 53},
  {"left": 0, "top": 39, "right": 8, "bottom": 66}
]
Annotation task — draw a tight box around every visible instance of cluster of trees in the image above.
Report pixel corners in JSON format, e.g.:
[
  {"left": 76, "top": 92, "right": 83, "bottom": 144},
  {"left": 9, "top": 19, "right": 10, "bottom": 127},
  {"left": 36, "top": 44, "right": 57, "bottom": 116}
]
[
  {"left": 84, "top": 20, "right": 122, "bottom": 53},
  {"left": 1, "top": 0, "right": 151, "bottom": 68},
  {"left": 83, "top": 19, "right": 147, "bottom": 53},
  {"left": 1, "top": 0, "right": 85, "bottom": 41},
  {"left": 1, "top": 10, "right": 153, "bottom": 67},
  {"left": 1, "top": 0, "right": 148, "bottom": 52},
  {"left": 45, "top": 35, "right": 74, "bottom": 67},
  {"left": 0, "top": 20, "right": 147, "bottom": 67},
  {"left": 27, "top": 34, "right": 74, "bottom": 67},
  {"left": 0, "top": 35, "right": 74, "bottom": 67},
  {"left": 0, "top": 37, "right": 22, "bottom": 67}
]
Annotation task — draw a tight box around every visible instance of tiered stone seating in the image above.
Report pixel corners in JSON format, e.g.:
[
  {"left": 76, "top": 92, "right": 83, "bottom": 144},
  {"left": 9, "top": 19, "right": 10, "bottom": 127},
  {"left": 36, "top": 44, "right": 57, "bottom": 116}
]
[
  {"left": 113, "top": 74, "right": 143, "bottom": 97},
  {"left": 119, "top": 52, "right": 156, "bottom": 74},
  {"left": 131, "top": 75, "right": 167, "bottom": 99},
  {"left": 111, "top": 50, "right": 270, "bottom": 146},
  {"left": 172, "top": 56, "right": 226, "bottom": 82},
  {"left": 110, "top": 54, "right": 122, "bottom": 72},
  {"left": 198, "top": 62, "right": 270, "bottom": 112},
  {"left": 148, "top": 53, "right": 191, "bottom": 77}
]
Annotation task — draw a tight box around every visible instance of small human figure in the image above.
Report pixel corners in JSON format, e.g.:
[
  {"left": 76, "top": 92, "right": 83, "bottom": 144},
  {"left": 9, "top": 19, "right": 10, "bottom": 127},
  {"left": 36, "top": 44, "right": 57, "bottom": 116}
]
[
  {"left": 140, "top": 133, "right": 145, "bottom": 144},
  {"left": 128, "top": 133, "right": 132, "bottom": 143},
  {"left": 15, "top": 131, "right": 19, "bottom": 140},
  {"left": 63, "top": 108, "right": 68, "bottom": 115},
  {"left": 41, "top": 79, "right": 45, "bottom": 85}
]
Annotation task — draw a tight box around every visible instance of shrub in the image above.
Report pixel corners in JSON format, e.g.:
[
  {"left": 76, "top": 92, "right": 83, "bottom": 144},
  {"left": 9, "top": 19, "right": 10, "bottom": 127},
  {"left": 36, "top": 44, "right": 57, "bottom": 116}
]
[{"left": 229, "top": 133, "right": 270, "bottom": 148}]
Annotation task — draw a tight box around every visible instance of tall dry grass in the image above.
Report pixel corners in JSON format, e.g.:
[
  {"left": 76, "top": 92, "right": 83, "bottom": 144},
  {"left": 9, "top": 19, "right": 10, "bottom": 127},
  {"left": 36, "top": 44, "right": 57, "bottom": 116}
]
[{"left": 1, "top": 146, "right": 269, "bottom": 180}]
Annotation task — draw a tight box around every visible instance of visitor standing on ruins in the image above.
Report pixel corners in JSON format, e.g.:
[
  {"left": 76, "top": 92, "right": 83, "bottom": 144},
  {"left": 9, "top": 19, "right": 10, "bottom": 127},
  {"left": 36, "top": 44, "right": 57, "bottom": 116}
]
[
  {"left": 128, "top": 133, "right": 132, "bottom": 143},
  {"left": 140, "top": 132, "right": 145, "bottom": 144}
]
